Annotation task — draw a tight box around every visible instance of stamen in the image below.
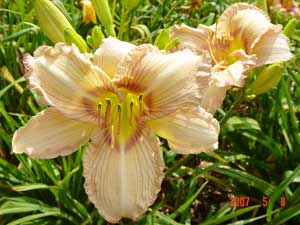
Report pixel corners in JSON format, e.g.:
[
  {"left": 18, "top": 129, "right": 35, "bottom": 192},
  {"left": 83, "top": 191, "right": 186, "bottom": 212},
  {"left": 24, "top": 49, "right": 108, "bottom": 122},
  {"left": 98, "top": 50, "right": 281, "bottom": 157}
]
[
  {"left": 138, "top": 94, "right": 143, "bottom": 113},
  {"left": 129, "top": 101, "right": 134, "bottom": 126},
  {"left": 97, "top": 103, "right": 102, "bottom": 126},
  {"left": 105, "top": 99, "right": 111, "bottom": 126},
  {"left": 111, "top": 125, "right": 115, "bottom": 148},
  {"left": 117, "top": 104, "right": 121, "bottom": 135},
  {"left": 207, "top": 36, "right": 219, "bottom": 65},
  {"left": 139, "top": 94, "right": 143, "bottom": 102}
]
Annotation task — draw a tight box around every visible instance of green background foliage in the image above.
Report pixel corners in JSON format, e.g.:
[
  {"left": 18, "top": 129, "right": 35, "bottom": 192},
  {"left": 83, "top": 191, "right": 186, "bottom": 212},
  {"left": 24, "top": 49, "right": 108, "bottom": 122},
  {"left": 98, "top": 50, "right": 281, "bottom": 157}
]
[{"left": 1, "top": 0, "right": 300, "bottom": 224}]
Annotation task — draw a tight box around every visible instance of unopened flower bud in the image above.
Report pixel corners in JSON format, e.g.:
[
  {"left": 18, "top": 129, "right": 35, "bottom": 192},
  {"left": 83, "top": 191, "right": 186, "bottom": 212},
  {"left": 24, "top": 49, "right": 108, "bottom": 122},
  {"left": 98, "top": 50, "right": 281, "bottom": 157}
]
[
  {"left": 91, "top": 26, "right": 105, "bottom": 48},
  {"left": 165, "top": 38, "right": 180, "bottom": 51},
  {"left": 249, "top": 64, "right": 284, "bottom": 95},
  {"left": 64, "top": 28, "right": 90, "bottom": 52},
  {"left": 91, "top": 0, "right": 116, "bottom": 36},
  {"left": 283, "top": 18, "right": 299, "bottom": 37},
  {"left": 34, "top": 0, "right": 72, "bottom": 43},
  {"left": 154, "top": 29, "right": 170, "bottom": 50}
]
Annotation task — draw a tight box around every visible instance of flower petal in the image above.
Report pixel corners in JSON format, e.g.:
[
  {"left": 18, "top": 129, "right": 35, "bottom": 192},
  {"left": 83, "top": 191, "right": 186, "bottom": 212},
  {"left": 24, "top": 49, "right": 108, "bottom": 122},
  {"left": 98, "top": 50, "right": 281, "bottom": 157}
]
[
  {"left": 83, "top": 128, "right": 164, "bottom": 223},
  {"left": 213, "top": 58, "right": 254, "bottom": 88},
  {"left": 200, "top": 85, "right": 228, "bottom": 114},
  {"left": 147, "top": 107, "right": 219, "bottom": 154},
  {"left": 12, "top": 107, "right": 94, "bottom": 159},
  {"left": 93, "top": 37, "right": 135, "bottom": 78},
  {"left": 24, "top": 43, "right": 117, "bottom": 124},
  {"left": 216, "top": 3, "right": 280, "bottom": 50},
  {"left": 170, "top": 24, "right": 212, "bottom": 53},
  {"left": 252, "top": 30, "right": 293, "bottom": 66},
  {"left": 200, "top": 58, "right": 254, "bottom": 113},
  {"left": 114, "top": 45, "right": 208, "bottom": 119}
]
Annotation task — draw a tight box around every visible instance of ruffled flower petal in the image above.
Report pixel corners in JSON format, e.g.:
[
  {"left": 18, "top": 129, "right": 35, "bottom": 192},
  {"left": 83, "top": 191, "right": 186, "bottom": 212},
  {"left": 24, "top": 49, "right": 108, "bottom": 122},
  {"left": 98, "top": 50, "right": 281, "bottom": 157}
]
[
  {"left": 12, "top": 107, "right": 95, "bottom": 158},
  {"left": 93, "top": 37, "right": 135, "bottom": 78},
  {"left": 147, "top": 107, "right": 219, "bottom": 154},
  {"left": 201, "top": 59, "right": 253, "bottom": 113},
  {"left": 170, "top": 24, "right": 212, "bottom": 53},
  {"left": 24, "top": 43, "right": 117, "bottom": 124},
  {"left": 114, "top": 45, "right": 208, "bottom": 119},
  {"left": 216, "top": 3, "right": 279, "bottom": 50},
  {"left": 200, "top": 85, "right": 229, "bottom": 114},
  {"left": 252, "top": 30, "right": 293, "bottom": 66},
  {"left": 83, "top": 128, "right": 164, "bottom": 223}
]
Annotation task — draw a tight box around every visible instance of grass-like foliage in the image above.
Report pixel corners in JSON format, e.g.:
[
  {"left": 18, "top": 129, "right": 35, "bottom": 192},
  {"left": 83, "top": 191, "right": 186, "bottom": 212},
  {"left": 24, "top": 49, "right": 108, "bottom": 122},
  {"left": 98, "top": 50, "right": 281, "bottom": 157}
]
[{"left": 1, "top": 0, "right": 300, "bottom": 224}]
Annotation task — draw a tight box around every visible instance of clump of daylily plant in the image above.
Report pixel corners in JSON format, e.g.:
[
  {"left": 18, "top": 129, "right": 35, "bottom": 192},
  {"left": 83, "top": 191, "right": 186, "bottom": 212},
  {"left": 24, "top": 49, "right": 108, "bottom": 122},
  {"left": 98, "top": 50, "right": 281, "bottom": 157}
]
[{"left": 12, "top": 0, "right": 293, "bottom": 223}]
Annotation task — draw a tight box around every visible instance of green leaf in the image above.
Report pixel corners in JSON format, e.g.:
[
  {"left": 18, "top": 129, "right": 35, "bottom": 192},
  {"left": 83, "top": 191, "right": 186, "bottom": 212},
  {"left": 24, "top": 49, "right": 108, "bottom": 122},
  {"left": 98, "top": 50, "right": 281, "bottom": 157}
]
[
  {"left": 169, "top": 180, "right": 208, "bottom": 219},
  {"left": 267, "top": 204, "right": 300, "bottom": 225},
  {"left": 155, "top": 211, "right": 184, "bottom": 225},
  {"left": 7, "top": 212, "right": 63, "bottom": 225},
  {"left": 214, "top": 167, "right": 275, "bottom": 196},
  {"left": 201, "top": 205, "right": 261, "bottom": 225},
  {"left": 267, "top": 165, "right": 300, "bottom": 221},
  {"left": 223, "top": 116, "right": 261, "bottom": 133}
]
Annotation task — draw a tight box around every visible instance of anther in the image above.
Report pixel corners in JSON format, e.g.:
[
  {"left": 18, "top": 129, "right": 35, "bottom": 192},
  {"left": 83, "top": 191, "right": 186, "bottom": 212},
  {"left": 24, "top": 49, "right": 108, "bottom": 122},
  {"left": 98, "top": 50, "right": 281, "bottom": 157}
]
[
  {"left": 105, "top": 99, "right": 111, "bottom": 125},
  {"left": 139, "top": 94, "right": 143, "bottom": 102},
  {"left": 97, "top": 103, "right": 102, "bottom": 126},
  {"left": 129, "top": 101, "right": 134, "bottom": 126},
  {"left": 117, "top": 104, "right": 121, "bottom": 135},
  {"left": 138, "top": 94, "right": 143, "bottom": 112}
]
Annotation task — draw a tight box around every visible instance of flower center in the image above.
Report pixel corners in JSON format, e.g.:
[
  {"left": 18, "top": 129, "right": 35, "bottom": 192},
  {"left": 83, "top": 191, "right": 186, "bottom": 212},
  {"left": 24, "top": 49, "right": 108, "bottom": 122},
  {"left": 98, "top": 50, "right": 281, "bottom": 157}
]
[
  {"left": 211, "top": 36, "right": 245, "bottom": 67},
  {"left": 97, "top": 88, "right": 144, "bottom": 146}
]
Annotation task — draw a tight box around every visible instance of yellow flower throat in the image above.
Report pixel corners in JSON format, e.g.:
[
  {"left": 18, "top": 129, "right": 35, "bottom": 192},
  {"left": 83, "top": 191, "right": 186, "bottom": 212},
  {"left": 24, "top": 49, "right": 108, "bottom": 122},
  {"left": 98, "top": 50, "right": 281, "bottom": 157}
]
[{"left": 97, "top": 89, "right": 144, "bottom": 146}]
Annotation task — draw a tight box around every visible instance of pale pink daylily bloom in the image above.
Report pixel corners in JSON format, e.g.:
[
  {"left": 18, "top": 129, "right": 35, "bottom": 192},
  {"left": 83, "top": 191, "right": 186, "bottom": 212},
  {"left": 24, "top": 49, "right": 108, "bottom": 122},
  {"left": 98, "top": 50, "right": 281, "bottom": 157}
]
[
  {"left": 170, "top": 3, "right": 293, "bottom": 113},
  {"left": 12, "top": 37, "right": 219, "bottom": 223}
]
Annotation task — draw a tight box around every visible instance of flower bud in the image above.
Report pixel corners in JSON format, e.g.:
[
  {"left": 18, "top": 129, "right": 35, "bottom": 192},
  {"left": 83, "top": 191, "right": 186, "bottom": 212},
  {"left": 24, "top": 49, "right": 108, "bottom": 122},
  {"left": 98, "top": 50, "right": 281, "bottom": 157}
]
[
  {"left": 87, "top": 26, "right": 105, "bottom": 49},
  {"left": 92, "top": 26, "right": 105, "bottom": 48},
  {"left": 81, "top": 0, "right": 97, "bottom": 24},
  {"left": 91, "top": 0, "right": 116, "bottom": 36},
  {"left": 34, "top": 0, "right": 72, "bottom": 43},
  {"left": 154, "top": 29, "right": 170, "bottom": 50},
  {"left": 165, "top": 38, "right": 180, "bottom": 51},
  {"left": 248, "top": 64, "right": 284, "bottom": 95},
  {"left": 64, "top": 28, "right": 90, "bottom": 53},
  {"left": 283, "top": 18, "right": 299, "bottom": 37}
]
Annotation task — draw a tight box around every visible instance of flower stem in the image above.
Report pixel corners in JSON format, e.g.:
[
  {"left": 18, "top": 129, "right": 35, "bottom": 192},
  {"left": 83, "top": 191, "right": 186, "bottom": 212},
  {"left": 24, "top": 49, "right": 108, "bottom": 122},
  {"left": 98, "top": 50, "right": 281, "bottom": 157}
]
[
  {"left": 117, "top": 8, "right": 128, "bottom": 40},
  {"left": 220, "top": 90, "right": 246, "bottom": 127}
]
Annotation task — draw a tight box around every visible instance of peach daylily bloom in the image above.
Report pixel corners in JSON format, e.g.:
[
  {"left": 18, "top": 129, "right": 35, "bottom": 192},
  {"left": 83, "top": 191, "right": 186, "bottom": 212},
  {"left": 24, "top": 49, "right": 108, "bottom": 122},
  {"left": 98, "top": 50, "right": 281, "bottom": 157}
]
[
  {"left": 12, "top": 38, "right": 219, "bottom": 223},
  {"left": 170, "top": 3, "right": 293, "bottom": 113}
]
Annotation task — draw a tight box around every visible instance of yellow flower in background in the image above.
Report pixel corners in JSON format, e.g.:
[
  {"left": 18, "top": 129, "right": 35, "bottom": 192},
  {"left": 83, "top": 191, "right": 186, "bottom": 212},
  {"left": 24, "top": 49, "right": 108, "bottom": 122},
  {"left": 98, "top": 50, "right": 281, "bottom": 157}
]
[
  {"left": 170, "top": 3, "right": 293, "bottom": 113},
  {"left": 12, "top": 38, "right": 219, "bottom": 223},
  {"left": 81, "top": 0, "right": 97, "bottom": 24}
]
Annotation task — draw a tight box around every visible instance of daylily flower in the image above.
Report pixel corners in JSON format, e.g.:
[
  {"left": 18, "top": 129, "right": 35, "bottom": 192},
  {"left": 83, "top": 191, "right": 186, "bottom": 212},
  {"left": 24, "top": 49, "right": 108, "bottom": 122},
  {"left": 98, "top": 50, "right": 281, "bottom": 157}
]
[
  {"left": 170, "top": 3, "right": 293, "bottom": 113},
  {"left": 12, "top": 37, "right": 219, "bottom": 223}
]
